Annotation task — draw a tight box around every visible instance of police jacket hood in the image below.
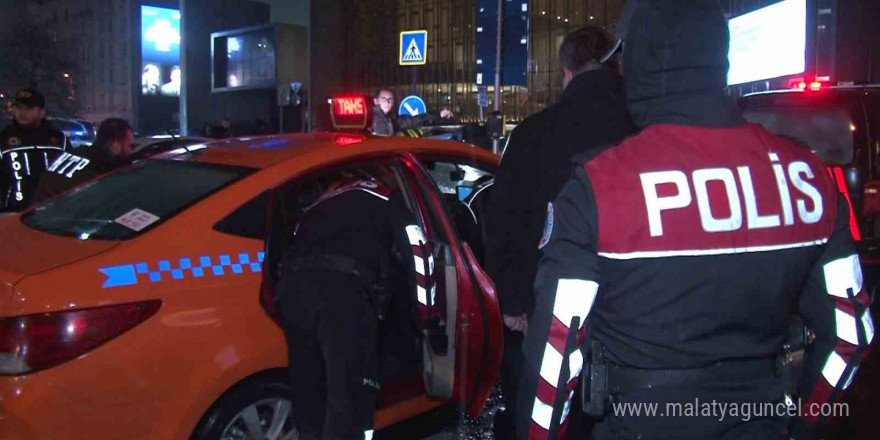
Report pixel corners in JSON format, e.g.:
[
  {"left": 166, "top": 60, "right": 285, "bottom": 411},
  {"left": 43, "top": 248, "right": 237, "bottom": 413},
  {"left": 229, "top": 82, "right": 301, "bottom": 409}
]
[{"left": 622, "top": 0, "right": 744, "bottom": 128}]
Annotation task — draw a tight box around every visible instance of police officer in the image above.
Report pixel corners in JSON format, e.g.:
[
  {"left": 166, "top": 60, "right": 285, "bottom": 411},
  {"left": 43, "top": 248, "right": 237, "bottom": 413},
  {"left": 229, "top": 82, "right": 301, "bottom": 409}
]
[
  {"left": 517, "top": 1, "right": 873, "bottom": 440},
  {"left": 371, "top": 88, "right": 453, "bottom": 136},
  {"left": 0, "top": 88, "right": 66, "bottom": 211},
  {"left": 34, "top": 117, "right": 133, "bottom": 203},
  {"left": 277, "top": 168, "right": 419, "bottom": 440},
  {"left": 485, "top": 26, "right": 636, "bottom": 439}
]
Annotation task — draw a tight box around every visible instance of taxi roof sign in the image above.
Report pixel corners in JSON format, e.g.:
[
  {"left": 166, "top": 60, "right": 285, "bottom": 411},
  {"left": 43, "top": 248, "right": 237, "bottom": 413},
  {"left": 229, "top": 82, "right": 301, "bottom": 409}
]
[
  {"left": 330, "top": 96, "right": 368, "bottom": 130},
  {"left": 399, "top": 30, "right": 427, "bottom": 66}
]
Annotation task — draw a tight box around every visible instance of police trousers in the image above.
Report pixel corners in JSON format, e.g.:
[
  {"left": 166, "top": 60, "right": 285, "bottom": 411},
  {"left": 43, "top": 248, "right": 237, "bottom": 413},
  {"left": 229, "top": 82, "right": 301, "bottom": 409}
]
[
  {"left": 590, "top": 362, "right": 789, "bottom": 440},
  {"left": 279, "top": 268, "right": 379, "bottom": 440}
]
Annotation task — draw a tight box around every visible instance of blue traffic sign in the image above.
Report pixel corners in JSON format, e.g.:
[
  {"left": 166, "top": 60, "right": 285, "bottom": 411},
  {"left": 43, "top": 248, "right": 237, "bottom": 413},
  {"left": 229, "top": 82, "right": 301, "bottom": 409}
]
[
  {"left": 399, "top": 30, "right": 428, "bottom": 66},
  {"left": 399, "top": 95, "right": 427, "bottom": 117}
]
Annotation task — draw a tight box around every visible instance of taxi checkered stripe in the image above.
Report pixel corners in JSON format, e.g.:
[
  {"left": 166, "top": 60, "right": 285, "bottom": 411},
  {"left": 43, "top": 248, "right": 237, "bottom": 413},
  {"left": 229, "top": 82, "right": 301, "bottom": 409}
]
[{"left": 100, "top": 251, "right": 265, "bottom": 288}]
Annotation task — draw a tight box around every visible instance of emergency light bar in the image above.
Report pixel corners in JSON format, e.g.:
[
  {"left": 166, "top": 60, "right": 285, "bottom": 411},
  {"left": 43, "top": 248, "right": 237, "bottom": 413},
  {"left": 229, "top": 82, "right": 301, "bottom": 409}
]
[{"left": 330, "top": 96, "right": 368, "bottom": 130}]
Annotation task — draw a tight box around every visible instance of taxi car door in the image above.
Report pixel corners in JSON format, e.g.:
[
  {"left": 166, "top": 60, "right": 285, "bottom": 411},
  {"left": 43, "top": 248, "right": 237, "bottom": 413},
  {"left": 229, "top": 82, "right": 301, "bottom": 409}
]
[
  {"left": 399, "top": 152, "right": 503, "bottom": 417},
  {"left": 256, "top": 156, "right": 500, "bottom": 417}
]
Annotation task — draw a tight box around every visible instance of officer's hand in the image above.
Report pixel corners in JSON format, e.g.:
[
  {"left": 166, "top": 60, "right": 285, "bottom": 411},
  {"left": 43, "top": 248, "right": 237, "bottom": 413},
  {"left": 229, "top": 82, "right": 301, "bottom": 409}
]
[
  {"left": 440, "top": 109, "right": 454, "bottom": 119},
  {"left": 503, "top": 314, "right": 528, "bottom": 333}
]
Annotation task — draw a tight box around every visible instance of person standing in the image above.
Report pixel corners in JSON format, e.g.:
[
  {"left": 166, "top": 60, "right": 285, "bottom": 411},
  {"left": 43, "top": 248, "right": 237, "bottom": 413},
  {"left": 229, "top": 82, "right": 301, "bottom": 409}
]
[
  {"left": 370, "top": 88, "right": 453, "bottom": 136},
  {"left": 517, "top": 1, "right": 873, "bottom": 439},
  {"left": 34, "top": 118, "right": 133, "bottom": 203},
  {"left": 484, "top": 26, "right": 636, "bottom": 439},
  {"left": 0, "top": 88, "right": 66, "bottom": 211}
]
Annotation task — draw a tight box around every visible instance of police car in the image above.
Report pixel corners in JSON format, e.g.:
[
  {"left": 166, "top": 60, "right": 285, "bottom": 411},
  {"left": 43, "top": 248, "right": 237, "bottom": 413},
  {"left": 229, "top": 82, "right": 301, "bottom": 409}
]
[
  {"left": 0, "top": 97, "right": 503, "bottom": 440},
  {"left": 46, "top": 117, "right": 96, "bottom": 148}
]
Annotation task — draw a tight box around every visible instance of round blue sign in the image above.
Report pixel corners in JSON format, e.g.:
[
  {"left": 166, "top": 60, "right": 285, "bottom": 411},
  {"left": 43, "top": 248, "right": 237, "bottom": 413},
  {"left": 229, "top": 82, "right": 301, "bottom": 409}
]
[{"left": 398, "top": 95, "right": 427, "bottom": 117}]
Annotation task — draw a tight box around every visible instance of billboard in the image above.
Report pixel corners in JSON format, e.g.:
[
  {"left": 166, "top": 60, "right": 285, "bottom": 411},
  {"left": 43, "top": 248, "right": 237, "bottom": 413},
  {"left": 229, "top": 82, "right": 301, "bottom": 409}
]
[
  {"left": 141, "top": 5, "right": 181, "bottom": 97},
  {"left": 475, "top": 0, "right": 529, "bottom": 87},
  {"left": 727, "top": 0, "right": 806, "bottom": 86}
]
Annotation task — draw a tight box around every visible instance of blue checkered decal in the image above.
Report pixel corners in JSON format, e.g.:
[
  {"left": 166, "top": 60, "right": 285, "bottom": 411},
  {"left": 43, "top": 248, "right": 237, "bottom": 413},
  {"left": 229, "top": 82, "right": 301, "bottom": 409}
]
[{"left": 100, "top": 251, "right": 265, "bottom": 288}]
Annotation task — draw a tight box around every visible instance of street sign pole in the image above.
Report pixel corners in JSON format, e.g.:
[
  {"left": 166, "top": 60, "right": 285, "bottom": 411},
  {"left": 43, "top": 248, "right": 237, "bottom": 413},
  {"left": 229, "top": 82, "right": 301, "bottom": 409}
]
[{"left": 492, "top": 0, "right": 504, "bottom": 154}]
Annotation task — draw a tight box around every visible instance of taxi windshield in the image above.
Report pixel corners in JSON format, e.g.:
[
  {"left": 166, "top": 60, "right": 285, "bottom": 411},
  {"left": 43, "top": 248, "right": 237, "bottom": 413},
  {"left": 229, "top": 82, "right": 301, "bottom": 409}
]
[{"left": 22, "top": 159, "right": 254, "bottom": 240}]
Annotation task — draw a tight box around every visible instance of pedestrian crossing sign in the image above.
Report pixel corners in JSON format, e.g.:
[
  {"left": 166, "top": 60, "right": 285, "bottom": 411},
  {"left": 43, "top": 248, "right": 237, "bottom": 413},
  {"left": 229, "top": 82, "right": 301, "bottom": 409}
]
[{"left": 399, "top": 30, "right": 428, "bottom": 66}]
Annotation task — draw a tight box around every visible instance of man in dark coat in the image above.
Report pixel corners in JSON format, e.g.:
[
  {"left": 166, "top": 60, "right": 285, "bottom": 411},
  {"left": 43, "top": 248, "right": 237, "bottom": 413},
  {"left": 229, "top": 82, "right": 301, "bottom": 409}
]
[
  {"left": 485, "top": 25, "right": 637, "bottom": 439},
  {"left": 34, "top": 118, "right": 133, "bottom": 203},
  {"left": 371, "top": 88, "right": 453, "bottom": 136}
]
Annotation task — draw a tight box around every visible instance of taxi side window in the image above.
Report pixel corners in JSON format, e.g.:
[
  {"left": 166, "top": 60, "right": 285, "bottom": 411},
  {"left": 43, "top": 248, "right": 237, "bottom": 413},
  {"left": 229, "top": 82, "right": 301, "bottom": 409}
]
[
  {"left": 213, "top": 191, "right": 269, "bottom": 240},
  {"left": 417, "top": 156, "right": 495, "bottom": 263}
]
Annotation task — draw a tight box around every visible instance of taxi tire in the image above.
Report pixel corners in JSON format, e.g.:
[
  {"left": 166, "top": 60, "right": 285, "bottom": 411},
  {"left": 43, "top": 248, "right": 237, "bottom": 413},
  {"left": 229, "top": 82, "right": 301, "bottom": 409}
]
[{"left": 190, "top": 373, "right": 294, "bottom": 440}]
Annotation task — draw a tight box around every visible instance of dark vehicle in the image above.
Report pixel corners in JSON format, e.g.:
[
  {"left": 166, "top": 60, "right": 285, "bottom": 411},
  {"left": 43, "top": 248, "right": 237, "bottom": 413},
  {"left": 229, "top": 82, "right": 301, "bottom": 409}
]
[
  {"left": 740, "top": 85, "right": 880, "bottom": 271},
  {"left": 46, "top": 117, "right": 95, "bottom": 148},
  {"left": 418, "top": 123, "right": 516, "bottom": 152},
  {"left": 129, "top": 135, "right": 210, "bottom": 161},
  {"left": 740, "top": 84, "right": 879, "bottom": 439}
]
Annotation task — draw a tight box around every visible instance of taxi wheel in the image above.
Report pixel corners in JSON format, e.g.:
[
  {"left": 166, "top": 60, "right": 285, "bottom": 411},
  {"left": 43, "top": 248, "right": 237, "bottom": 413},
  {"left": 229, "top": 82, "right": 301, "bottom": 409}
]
[{"left": 191, "top": 375, "right": 299, "bottom": 440}]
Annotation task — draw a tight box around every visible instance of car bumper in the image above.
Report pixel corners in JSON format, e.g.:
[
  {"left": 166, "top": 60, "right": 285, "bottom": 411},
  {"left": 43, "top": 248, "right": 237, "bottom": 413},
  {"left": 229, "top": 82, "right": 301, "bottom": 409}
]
[{"left": 0, "top": 372, "right": 188, "bottom": 440}]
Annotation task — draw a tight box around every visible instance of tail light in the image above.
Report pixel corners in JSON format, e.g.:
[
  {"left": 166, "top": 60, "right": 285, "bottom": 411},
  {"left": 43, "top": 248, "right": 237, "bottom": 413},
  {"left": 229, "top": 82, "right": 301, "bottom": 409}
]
[
  {"left": 0, "top": 300, "right": 161, "bottom": 375},
  {"left": 827, "top": 166, "right": 861, "bottom": 241}
]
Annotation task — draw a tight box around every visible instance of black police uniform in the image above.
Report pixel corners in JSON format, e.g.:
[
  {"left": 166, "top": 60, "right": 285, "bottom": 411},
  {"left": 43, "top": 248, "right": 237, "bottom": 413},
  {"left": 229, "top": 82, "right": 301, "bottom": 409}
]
[
  {"left": 32, "top": 142, "right": 128, "bottom": 204},
  {"left": 516, "top": 1, "right": 873, "bottom": 440},
  {"left": 485, "top": 68, "right": 636, "bottom": 438},
  {"left": 277, "top": 180, "right": 397, "bottom": 440},
  {"left": 0, "top": 120, "right": 66, "bottom": 211}
]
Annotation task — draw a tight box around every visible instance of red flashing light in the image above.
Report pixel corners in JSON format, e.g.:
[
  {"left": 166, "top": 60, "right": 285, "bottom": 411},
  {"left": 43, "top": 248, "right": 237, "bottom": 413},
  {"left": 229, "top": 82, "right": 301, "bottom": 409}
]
[
  {"left": 809, "top": 81, "right": 822, "bottom": 92},
  {"left": 827, "top": 167, "right": 861, "bottom": 242},
  {"left": 333, "top": 96, "right": 366, "bottom": 116}
]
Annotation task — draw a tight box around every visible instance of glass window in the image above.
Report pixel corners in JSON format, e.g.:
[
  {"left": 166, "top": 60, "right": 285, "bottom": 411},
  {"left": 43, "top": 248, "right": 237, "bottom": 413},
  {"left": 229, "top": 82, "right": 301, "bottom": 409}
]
[
  {"left": 23, "top": 160, "right": 253, "bottom": 240},
  {"left": 416, "top": 156, "right": 495, "bottom": 262},
  {"left": 214, "top": 191, "right": 269, "bottom": 240},
  {"left": 743, "top": 105, "right": 855, "bottom": 165},
  {"left": 419, "top": 157, "right": 493, "bottom": 201}
]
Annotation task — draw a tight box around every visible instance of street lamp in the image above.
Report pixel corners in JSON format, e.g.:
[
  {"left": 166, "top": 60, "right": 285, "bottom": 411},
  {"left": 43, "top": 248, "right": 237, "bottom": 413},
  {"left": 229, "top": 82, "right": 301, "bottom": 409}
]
[{"left": 63, "top": 73, "right": 70, "bottom": 78}]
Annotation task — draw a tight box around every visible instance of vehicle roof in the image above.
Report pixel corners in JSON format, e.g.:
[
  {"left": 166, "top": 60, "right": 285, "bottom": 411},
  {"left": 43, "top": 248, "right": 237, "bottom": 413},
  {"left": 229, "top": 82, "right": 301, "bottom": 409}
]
[
  {"left": 741, "top": 84, "right": 880, "bottom": 101},
  {"left": 133, "top": 135, "right": 209, "bottom": 143},
  {"left": 154, "top": 132, "right": 500, "bottom": 170}
]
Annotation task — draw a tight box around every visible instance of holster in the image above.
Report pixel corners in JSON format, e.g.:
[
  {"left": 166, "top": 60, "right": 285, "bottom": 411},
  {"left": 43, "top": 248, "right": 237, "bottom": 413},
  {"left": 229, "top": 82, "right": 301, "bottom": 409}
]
[
  {"left": 366, "top": 281, "right": 391, "bottom": 321},
  {"left": 779, "top": 318, "right": 812, "bottom": 404},
  {"left": 581, "top": 339, "right": 608, "bottom": 417}
]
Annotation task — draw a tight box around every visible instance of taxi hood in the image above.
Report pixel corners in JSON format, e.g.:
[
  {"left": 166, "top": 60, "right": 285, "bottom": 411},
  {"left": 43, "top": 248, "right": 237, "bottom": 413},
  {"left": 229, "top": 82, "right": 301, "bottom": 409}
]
[{"left": 0, "top": 214, "right": 118, "bottom": 302}]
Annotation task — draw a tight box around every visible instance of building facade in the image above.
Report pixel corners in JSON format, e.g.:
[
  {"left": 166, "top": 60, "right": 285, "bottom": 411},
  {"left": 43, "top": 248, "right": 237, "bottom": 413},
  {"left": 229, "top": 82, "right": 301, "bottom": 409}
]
[
  {"left": 312, "top": 0, "right": 626, "bottom": 126},
  {"left": 313, "top": 0, "right": 877, "bottom": 126},
  {"left": 28, "top": 0, "right": 135, "bottom": 123}
]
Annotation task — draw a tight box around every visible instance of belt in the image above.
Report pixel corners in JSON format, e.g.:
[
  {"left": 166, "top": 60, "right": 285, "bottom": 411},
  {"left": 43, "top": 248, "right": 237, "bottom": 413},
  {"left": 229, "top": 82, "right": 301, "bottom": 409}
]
[
  {"left": 288, "top": 254, "right": 379, "bottom": 283},
  {"left": 608, "top": 357, "right": 778, "bottom": 392}
]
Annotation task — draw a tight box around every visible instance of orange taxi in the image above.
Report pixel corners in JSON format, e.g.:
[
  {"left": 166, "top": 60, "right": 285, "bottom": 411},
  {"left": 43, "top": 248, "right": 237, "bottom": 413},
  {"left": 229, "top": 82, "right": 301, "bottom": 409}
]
[{"left": 0, "top": 133, "right": 503, "bottom": 440}]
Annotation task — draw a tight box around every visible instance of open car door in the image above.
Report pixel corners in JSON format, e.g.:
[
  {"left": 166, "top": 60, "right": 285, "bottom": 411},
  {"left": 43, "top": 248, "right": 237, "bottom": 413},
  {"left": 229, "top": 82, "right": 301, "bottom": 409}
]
[{"left": 399, "top": 152, "right": 504, "bottom": 417}]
